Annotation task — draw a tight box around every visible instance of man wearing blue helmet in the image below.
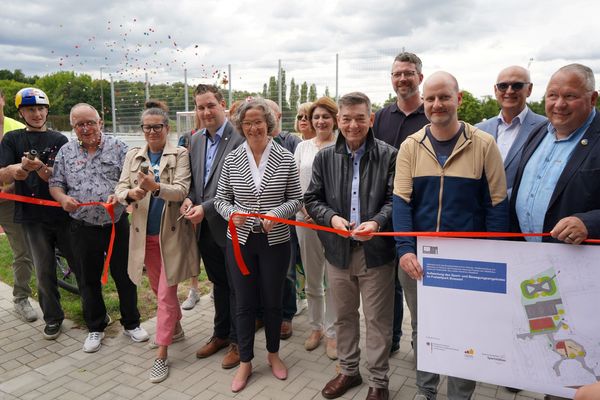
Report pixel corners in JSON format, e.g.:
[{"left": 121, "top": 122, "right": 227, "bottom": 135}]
[{"left": 0, "top": 87, "right": 75, "bottom": 340}]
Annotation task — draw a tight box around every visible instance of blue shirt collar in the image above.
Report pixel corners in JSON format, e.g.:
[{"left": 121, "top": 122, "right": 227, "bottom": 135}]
[
  {"left": 547, "top": 109, "right": 596, "bottom": 142},
  {"left": 202, "top": 119, "right": 227, "bottom": 142},
  {"left": 345, "top": 141, "right": 366, "bottom": 156}
]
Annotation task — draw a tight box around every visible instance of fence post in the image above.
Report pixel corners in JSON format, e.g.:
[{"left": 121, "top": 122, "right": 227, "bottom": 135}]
[
  {"left": 335, "top": 53, "right": 339, "bottom": 100},
  {"left": 145, "top": 72, "right": 150, "bottom": 101},
  {"left": 184, "top": 68, "right": 189, "bottom": 111},
  {"left": 110, "top": 75, "right": 116, "bottom": 133},
  {"left": 228, "top": 64, "right": 232, "bottom": 107},
  {"left": 278, "top": 59, "right": 282, "bottom": 110}
]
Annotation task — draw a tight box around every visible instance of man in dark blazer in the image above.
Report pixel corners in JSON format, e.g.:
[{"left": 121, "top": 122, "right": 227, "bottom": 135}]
[
  {"left": 476, "top": 65, "right": 547, "bottom": 198},
  {"left": 511, "top": 63, "right": 600, "bottom": 247},
  {"left": 181, "top": 84, "right": 245, "bottom": 369},
  {"left": 510, "top": 64, "right": 600, "bottom": 400}
]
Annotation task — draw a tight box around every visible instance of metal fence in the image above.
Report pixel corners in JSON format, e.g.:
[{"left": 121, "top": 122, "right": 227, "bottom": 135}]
[{"left": 101, "top": 49, "right": 402, "bottom": 136}]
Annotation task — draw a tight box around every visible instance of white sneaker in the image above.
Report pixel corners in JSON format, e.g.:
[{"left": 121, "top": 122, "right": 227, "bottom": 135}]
[
  {"left": 14, "top": 298, "right": 38, "bottom": 322},
  {"left": 181, "top": 289, "right": 200, "bottom": 310},
  {"left": 123, "top": 326, "right": 150, "bottom": 342},
  {"left": 295, "top": 298, "right": 307, "bottom": 316},
  {"left": 83, "top": 332, "right": 104, "bottom": 353}
]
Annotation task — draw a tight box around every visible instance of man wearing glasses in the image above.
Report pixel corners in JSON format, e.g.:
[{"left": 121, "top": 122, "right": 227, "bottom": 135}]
[
  {"left": 476, "top": 66, "right": 547, "bottom": 198},
  {"left": 50, "top": 103, "right": 148, "bottom": 353},
  {"left": 373, "top": 52, "right": 430, "bottom": 355}
]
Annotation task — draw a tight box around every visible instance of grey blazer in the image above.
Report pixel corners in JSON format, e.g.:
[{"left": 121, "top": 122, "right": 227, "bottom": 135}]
[
  {"left": 476, "top": 108, "right": 547, "bottom": 194},
  {"left": 188, "top": 120, "right": 245, "bottom": 247}
]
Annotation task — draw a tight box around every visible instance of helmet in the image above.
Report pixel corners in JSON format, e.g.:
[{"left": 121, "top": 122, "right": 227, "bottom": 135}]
[{"left": 15, "top": 87, "right": 50, "bottom": 109}]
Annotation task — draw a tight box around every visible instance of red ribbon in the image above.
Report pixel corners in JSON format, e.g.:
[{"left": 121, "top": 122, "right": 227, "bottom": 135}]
[
  {"left": 0, "top": 192, "right": 115, "bottom": 285},
  {"left": 228, "top": 212, "right": 600, "bottom": 276}
]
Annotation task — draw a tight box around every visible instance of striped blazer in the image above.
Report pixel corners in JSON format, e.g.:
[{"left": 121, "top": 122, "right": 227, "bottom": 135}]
[{"left": 215, "top": 140, "right": 303, "bottom": 245}]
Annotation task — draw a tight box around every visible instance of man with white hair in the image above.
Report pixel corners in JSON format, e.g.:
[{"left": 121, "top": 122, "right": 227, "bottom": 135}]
[{"left": 50, "top": 103, "right": 148, "bottom": 353}]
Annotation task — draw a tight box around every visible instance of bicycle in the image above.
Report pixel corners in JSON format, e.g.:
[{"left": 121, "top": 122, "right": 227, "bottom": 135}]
[{"left": 55, "top": 249, "right": 79, "bottom": 295}]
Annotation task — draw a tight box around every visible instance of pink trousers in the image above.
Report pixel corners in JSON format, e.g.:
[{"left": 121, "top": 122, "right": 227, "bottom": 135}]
[{"left": 145, "top": 235, "right": 181, "bottom": 346}]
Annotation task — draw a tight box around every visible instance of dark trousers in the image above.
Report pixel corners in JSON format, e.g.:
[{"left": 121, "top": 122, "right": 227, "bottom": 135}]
[
  {"left": 70, "top": 216, "right": 140, "bottom": 332},
  {"left": 198, "top": 220, "right": 237, "bottom": 342},
  {"left": 392, "top": 263, "right": 404, "bottom": 345},
  {"left": 226, "top": 235, "right": 290, "bottom": 362},
  {"left": 23, "top": 219, "right": 75, "bottom": 325},
  {"left": 281, "top": 227, "right": 299, "bottom": 321}
]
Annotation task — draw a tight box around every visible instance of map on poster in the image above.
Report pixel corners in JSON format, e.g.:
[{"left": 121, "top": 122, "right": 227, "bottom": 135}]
[{"left": 416, "top": 237, "right": 600, "bottom": 399}]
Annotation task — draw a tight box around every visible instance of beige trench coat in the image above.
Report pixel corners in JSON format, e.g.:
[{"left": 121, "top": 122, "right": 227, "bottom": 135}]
[{"left": 114, "top": 141, "right": 199, "bottom": 287}]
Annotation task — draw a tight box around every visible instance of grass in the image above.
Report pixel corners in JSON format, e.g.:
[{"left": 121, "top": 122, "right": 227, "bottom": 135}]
[{"left": 0, "top": 234, "right": 211, "bottom": 334}]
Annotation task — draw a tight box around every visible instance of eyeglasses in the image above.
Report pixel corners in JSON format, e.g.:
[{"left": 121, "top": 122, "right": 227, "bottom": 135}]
[
  {"left": 241, "top": 120, "right": 266, "bottom": 130},
  {"left": 141, "top": 124, "right": 165, "bottom": 133},
  {"left": 391, "top": 70, "right": 418, "bottom": 79},
  {"left": 73, "top": 120, "right": 98, "bottom": 130},
  {"left": 296, "top": 114, "right": 308, "bottom": 121},
  {"left": 495, "top": 82, "right": 530, "bottom": 92}
]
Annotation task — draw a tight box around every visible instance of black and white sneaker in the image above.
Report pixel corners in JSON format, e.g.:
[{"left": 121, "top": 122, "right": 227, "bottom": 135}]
[
  {"left": 43, "top": 322, "right": 62, "bottom": 340},
  {"left": 149, "top": 358, "right": 169, "bottom": 383}
]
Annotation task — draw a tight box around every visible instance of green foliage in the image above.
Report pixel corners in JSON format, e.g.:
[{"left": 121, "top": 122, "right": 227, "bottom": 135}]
[
  {"left": 289, "top": 78, "right": 299, "bottom": 113},
  {"left": 528, "top": 99, "right": 545, "bottom": 116},
  {"left": 300, "top": 82, "right": 308, "bottom": 104},
  {"left": 308, "top": 84, "right": 317, "bottom": 102},
  {"left": 383, "top": 93, "right": 397, "bottom": 107},
  {"left": 0, "top": 79, "right": 30, "bottom": 119},
  {"left": 458, "top": 90, "right": 485, "bottom": 124},
  {"left": 480, "top": 95, "right": 501, "bottom": 120}
]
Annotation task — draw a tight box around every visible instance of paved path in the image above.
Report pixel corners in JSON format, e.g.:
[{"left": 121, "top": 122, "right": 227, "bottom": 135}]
[{"left": 0, "top": 281, "right": 545, "bottom": 400}]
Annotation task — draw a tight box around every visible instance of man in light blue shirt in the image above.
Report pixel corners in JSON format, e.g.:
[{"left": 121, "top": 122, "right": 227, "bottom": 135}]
[
  {"left": 511, "top": 63, "right": 600, "bottom": 400},
  {"left": 511, "top": 63, "right": 600, "bottom": 251}
]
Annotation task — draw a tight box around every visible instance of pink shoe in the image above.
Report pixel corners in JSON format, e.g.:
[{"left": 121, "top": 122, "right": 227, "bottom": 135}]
[
  {"left": 269, "top": 363, "right": 288, "bottom": 380},
  {"left": 231, "top": 372, "right": 251, "bottom": 393}
]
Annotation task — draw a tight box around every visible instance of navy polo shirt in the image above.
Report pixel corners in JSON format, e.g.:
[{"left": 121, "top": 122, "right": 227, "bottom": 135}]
[{"left": 373, "top": 102, "right": 429, "bottom": 149}]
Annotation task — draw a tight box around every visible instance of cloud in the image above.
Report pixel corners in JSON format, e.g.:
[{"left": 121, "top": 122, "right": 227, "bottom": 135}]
[{"left": 1, "top": 0, "right": 599, "bottom": 103}]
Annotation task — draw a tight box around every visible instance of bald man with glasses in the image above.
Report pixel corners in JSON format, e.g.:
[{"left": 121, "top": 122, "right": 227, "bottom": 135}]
[{"left": 476, "top": 66, "right": 547, "bottom": 198}]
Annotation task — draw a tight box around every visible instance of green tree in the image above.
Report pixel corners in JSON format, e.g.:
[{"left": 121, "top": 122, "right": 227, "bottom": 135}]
[
  {"left": 35, "top": 71, "right": 95, "bottom": 116},
  {"left": 299, "top": 82, "right": 308, "bottom": 104},
  {"left": 480, "top": 95, "right": 500, "bottom": 120},
  {"left": 0, "top": 79, "right": 30, "bottom": 119},
  {"left": 267, "top": 76, "right": 277, "bottom": 101},
  {"left": 457, "top": 90, "right": 484, "bottom": 124},
  {"left": 289, "top": 78, "right": 299, "bottom": 112},
  {"left": 383, "top": 93, "right": 396, "bottom": 107},
  {"left": 528, "top": 99, "right": 545, "bottom": 116},
  {"left": 308, "top": 84, "right": 317, "bottom": 102}
]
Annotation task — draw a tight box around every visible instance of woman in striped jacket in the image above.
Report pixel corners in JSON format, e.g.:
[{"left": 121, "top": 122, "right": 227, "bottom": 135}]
[{"left": 214, "top": 98, "right": 303, "bottom": 393}]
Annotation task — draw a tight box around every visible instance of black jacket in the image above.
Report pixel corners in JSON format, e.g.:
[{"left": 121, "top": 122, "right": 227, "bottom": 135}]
[
  {"left": 510, "top": 112, "right": 600, "bottom": 241},
  {"left": 304, "top": 129, "right": 397, "bottom": 268}
]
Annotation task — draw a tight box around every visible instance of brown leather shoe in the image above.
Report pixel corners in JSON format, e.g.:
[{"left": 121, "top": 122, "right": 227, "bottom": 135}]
[
  {"left": 321, "top": 373, "right": 363, "bottom": 399},
  {"left": 196, "top": 336, "right": 230, "bottom": 358},
  {"left": 221, "top": 343, "right": 240, "bottom": 369},
  {"left": 280, "top": 320, "right": 292, "bottom": 340},
  {"left": 365, "top": 387, "right": 389, "bottom": 400}
]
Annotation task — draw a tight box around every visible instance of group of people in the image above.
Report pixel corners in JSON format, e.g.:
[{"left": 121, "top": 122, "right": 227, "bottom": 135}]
[{"left": 0, "top": 50, "right": 598, "bottom": 400}]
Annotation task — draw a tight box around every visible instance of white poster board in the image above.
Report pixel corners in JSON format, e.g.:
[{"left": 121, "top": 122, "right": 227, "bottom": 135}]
[{"left": 417, "top": 237, "right": 600, "bottom": 399}]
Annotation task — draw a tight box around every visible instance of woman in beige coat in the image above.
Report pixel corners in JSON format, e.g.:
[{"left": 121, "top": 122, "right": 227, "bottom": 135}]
[{"left": 114, "top": 101, "right": 198, "bottom": 383}]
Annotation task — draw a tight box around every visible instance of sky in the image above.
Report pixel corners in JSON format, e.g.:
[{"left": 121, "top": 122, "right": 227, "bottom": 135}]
[{"left": 1, "top": 0, "right": 599, "bottom": 105}]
